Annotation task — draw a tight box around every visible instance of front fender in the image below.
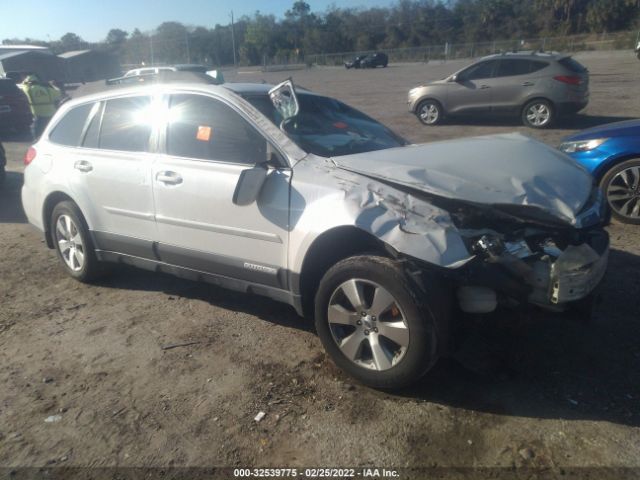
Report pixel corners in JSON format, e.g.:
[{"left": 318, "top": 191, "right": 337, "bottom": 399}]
[{"left": 288, "top": 158, "right": 472, "bottom": 276}]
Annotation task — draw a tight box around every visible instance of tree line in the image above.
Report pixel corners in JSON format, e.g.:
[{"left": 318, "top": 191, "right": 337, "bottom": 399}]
[{"left": 3, "top": 0, "right": 640, "bottom": 66}]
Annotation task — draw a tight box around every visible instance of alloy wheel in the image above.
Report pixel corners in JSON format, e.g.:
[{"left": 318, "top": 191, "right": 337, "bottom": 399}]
[
  {"left": 419, "top": 103, "right": 440, "bottom": 124},
  {"left": 607, "top": 166, "right": 640, "bottom": 220},
  {"left": 55, "top": 214, "right": 85, "bottom": 272},
  {"left": 327, "top": 279, "right": 410, "bottom": 371},
  {"left": 526, "top": 103, "right": 551, "bottom": 127}
]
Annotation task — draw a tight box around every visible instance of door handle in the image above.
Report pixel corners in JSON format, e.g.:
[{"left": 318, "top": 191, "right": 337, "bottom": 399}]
[
  {"left": 479, "top": 84, "right": 490, "bottom": 89},
  {"left": 74, "top": 160, "right": 93, "bottom": 173},
  {"left": 156, "top": 171, "right": 183, "bottom": 185},
  {"left": 521, "top": 81, "right": 534, "bottom": 86}
]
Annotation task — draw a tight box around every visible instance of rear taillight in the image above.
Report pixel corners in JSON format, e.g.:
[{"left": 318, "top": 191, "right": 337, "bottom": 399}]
[
  {"left": 554, "top": 75, "right": 582, "bottom": 85},
  {"left": 23, "top": 146, "right": 37, "bottom": 166}
]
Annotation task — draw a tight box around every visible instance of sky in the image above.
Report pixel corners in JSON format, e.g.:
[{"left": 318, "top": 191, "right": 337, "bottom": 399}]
[{"left": 1, "top": 0, "right": 395, "bottom": 43}]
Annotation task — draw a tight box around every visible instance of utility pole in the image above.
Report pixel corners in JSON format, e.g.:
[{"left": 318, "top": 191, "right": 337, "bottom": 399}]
[
  {"left": 230, "top": 10, "right": 237, "bottom": 67},
  {"left": 185, "top": 30, "right": 191, "bottom": 63},
  {"left": 149, "top": 34, "right": 154, "bottom": 65}
]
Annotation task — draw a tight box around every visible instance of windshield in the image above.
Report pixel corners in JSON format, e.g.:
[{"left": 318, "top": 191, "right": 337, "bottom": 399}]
[{"left": 242, "top": 93, "right": 407, "bottom": 157}]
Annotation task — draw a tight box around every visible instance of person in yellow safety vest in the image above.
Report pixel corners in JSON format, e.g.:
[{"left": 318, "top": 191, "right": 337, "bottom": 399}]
[{"left": 19, "top": 75, "right": 62, "bottom": 139}]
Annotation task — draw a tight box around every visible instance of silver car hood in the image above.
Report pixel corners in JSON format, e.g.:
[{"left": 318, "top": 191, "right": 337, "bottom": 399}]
[{"left": 332, "top": 133, "right": 593, "bottom": 225}]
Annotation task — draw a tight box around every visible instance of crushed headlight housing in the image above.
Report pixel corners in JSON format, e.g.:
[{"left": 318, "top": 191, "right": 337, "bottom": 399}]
[{"left": 559, "top": 138, "right": 608, "bottom": 153}]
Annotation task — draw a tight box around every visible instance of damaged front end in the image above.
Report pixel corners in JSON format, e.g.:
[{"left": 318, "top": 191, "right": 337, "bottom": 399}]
[{"left": 444, "top": 189, "right": 609, "bottom": 313}]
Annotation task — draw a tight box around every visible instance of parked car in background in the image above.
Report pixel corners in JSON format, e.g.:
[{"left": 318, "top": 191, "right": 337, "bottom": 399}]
[
  {"left": 107, "top": 65, "right": 211, "bottom": 85},
  {"left": 345, "top": 52, "right": 388, "bottom": 69},
  {"left": 0, "top": 78, "right": 32, "bottom": 134},
  {"left": 0, "top": 141, "right": 6, "bottom": 184},
  {"left": 560, "top": 120, "right": 640, "bottom": 224},
  {"left": 123, "top": 64, "right": 208, "bottom": 77},
  {"left": 408, "top": 52, "right": 589, "bottom": 128},
  {"left": 22, "top": 80, "right": 609, "bottom": 388}
]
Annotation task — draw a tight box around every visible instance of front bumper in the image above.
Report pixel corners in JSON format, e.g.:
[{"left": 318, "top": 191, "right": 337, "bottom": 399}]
[
  {"left": 457, "top": 228, "right": 609, "bottom": 312},
  {"left": 548, "top": 241, "right": 609, "bottom": 304}
]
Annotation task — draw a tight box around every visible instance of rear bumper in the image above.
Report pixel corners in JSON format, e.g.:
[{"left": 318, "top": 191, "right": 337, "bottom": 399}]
[{"left": 557, "top": 100, "right": 588, "bottom": 115}]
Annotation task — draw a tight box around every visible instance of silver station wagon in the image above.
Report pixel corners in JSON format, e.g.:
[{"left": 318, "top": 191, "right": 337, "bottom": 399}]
[{"left": 22, "top": 79, "right": 609, "bottom": 388}]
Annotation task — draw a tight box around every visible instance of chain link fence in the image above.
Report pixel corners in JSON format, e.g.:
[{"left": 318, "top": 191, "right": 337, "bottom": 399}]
[{"left": 302, "top": 29, "right": 640, "bottom": 68}]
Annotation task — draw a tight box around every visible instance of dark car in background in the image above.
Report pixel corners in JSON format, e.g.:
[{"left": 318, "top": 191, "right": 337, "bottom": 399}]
[
  {"left": 560, "top": 120, "right": 640, "bottom": 224},
  {"left": 345, "top": 52, "right": 389, "bottom": 69},
  {"left": 0, "top": 78, "right": 31, "bottom": 134},
  {"left": 408, "top": 52, "right": 589, "bottom": 128},
  {"left": 0, "top": 141, "right": 5, "bottom": 184}
]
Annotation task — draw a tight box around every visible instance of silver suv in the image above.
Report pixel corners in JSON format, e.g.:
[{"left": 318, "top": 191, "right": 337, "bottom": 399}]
[
  {"left": 408, "top": 52, "right": 589, "bottom": 128},
  {"left": 22, "top": 80, "right": 608, "bottom": 388}
]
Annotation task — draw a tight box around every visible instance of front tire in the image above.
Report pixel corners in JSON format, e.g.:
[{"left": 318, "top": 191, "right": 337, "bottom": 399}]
[
  {"left": 314, "top": 255, "right": 444, "bottom": 389},
  {"left": 522, "top": 99, "right": 554, "bottom": 128},
  {"left": 416, "top": 99, "right": 443, "bottom": 126},
  {"left": 600, "top": 158, "right": 640, "bottom": 224},
  {"left": 51, "top": 201, "right": 104, "bottom": 282}
]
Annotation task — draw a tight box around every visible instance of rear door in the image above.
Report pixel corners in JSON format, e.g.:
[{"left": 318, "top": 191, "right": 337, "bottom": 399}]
[
  {"left": 492, "top": 59, "right": 549, "bottom": 113},
  {"left": 151, "top": 92, "right": 291, "bottom": 288},
  {"left": 447, "top": 60, "right": 498, "bottom": 114},
  {"left": 65, "top": 95, "right": 158, "bottom": 258}
]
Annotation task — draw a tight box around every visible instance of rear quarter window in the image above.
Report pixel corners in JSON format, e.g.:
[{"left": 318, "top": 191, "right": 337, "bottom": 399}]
[
  {"left": 529, "top": 60, "right": 549, "bottom": 73},
  {"left": 99, "top": 96, "right": 152, "bottom": 152},
  {"left": 48, "top": 103, "right": 94, "bottom": 147},
  {"left": 558, "top": 57, "right": 588, "bottom": 73}
]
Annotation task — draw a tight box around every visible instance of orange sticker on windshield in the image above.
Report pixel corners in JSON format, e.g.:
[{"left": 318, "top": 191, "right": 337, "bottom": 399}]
[{"left": 197, "top": 125, "right": 212, "bottom": 141}]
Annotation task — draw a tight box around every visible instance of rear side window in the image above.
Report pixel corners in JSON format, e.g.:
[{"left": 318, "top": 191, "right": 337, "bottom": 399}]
[
  {"left": 167, "top": 94, "right": 266, "bottom": 164},
  {"left": 496, "top": 59, "right": 549, "bottom": 77},
  {"left": 496, "top": 59, "right": 532, "bottom": 77},
  {"left": 49, "top": 103, "right": 93, "bottom": 146},
  {"left": 99, "top": 96, "right": 152, "bottom": 152},
  {"left": 0, "top": 79, "right": 20, "bottom": 94},
  {"left": 529, "top": 60, "right": 549, "bottom": 73},
  {"left": 559, "top": 57, "right": 587, "bottom": 73}
]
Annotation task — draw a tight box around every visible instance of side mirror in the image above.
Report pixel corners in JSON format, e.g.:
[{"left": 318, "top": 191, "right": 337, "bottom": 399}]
[
  {"left": 449, "top": 74, "right": 459, "bottom": 82},
  {"left": 233, "top": 163, "right": 269, "bottom": 206},
  {"left": 269, "top": 79, "right": 299, "bottom": 121}
]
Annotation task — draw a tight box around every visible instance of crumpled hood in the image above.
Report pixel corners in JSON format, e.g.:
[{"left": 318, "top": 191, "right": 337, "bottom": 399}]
[{"left": 332, "top": 133, "right": 594, "bottom": 225}]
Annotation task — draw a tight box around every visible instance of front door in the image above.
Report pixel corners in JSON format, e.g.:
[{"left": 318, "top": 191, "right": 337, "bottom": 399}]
[
  {"left": 151, "top": 93, "right": 291, "bottom": 289},
  {"left": 447, "top": 59, "right": 498, "bottom": 115}
]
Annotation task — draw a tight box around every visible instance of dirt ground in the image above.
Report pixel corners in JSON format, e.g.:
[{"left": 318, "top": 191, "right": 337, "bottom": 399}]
[{"left": 1, "top": 51, "right": 639, "bottom": 478}]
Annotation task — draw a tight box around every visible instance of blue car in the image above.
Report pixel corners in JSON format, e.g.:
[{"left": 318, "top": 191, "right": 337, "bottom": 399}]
[{"left": 560, "top": 120, "right": 640, "bottom": 224}]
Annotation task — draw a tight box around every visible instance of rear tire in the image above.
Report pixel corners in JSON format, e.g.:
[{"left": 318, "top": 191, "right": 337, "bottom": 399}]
[
  {"left": 51, "top": 201, "right": 105, "bottom": 282},
  {"left": 600, "top": 158, "right": 640, "bottom": 224},
  {"left": 521, "top": 99, "right": 554, "bottom": 128},
  {"left": 314, "top": 255, "right": 446, "bottom": 389}
]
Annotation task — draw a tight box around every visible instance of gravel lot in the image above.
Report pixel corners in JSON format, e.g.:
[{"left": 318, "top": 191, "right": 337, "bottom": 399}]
[{"left": 1, "top": 51, "right": 639, "bottom": 477}]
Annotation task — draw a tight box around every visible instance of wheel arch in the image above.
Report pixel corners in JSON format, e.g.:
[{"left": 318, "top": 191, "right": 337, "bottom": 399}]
[
  {"left": 592, "top": 153, "right": 640, "bottom": 183},
  {"left": 521, "top": 96, "right": 556, "bottom": 114},
  {"left": 42, "top": 191, "right": 78, "bottom": 248},
  {"left": 294, "top": 226, "right": 393, "bottom": 318},
  {"left": 414, "top": 96, "right": 445, "bottom": 115}
]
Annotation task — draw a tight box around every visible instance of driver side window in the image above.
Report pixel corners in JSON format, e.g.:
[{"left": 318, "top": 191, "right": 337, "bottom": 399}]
[
  {"left": 461, "top": 60, "right": 497, "bottom": 81},
  {"left": 167, "top": 94, "right": 267, "bottom": 164}
]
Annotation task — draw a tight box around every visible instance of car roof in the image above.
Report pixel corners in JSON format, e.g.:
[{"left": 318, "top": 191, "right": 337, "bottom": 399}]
[
  {"left": 61, "top": 82, "right": 318, "bottom": 110},
  {"left": 479, "top": 51, "right": 567, "bottom": 61},
  {"left": 223, "top": 82, "right": 316, "bottom": 96}
]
